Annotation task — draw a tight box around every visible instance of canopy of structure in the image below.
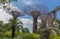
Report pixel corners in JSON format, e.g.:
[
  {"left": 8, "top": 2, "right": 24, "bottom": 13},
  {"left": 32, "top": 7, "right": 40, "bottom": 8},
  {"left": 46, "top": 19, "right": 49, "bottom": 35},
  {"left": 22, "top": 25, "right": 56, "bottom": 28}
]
[{"left": 23, "top": 3, "right": 49, "bottom": 17}]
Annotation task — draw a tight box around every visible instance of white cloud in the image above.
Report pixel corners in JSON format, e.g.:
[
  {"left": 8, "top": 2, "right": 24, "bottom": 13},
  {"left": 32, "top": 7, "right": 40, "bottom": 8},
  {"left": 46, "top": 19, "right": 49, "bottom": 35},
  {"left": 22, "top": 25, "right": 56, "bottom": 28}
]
[
  {"left": 4, "top": 3, "right": 21, "bottom": 15},
  {"left": 0, "top": 9, "right": 12, "bottom": 23},
  {"left": 0, "top": 3, "right": 21, "bottom": 23},
  {"left": 37, "top": 19, "right": 41, "bottom": 26},
  {"left": 23, "top": 0, "right": 33, "bottom": 5},
  {"left": 18, "top": 18, "right": 41, "bottom": 33},
  {"left": 20, "top": 18, "right": 32, "bottom": 24},
  {"left": 18, "top": 18, "right": 33, "bottom": 33}
]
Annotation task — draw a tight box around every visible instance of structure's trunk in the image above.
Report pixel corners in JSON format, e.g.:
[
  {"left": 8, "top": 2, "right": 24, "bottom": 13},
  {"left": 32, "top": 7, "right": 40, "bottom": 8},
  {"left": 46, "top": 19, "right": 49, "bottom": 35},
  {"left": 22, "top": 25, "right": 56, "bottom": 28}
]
[
  {"left": 33, "top": 17, "right": 37, "bottom": 33},
  {"left": 40, "top": 19, "right": 50, "bottom": 39},
  {"left": 40, "top": 30, "right": 50, "bottom": 39},
  {"left": 12, "top": 25, "right": 15, "bottom": 39},
  {"left": 59, "top": 24, "right": 60, "bottom": 29},
  {"left": 45, "top": 30, "right": 50, "bottom": 39},
  {"left": 12, "top": 17, "right": 16, "bottom": 39},
  {"left": 53, "top": 12, "right": 56, "bottom": 19}
]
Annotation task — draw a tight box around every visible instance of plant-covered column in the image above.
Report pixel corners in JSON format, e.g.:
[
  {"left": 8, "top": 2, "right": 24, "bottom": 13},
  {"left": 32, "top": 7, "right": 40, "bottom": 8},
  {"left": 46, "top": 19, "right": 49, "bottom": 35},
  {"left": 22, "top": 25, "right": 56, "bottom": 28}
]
[
  {"left": 31, "top": 11, "right": 40, "bottom": 33},
  {"left": 40, "top": 11, "right": 56, "bottom": 39},
  {"left": 24, "top": 3, "right": 48, "bottom": 33},
  {"left": 40, "top": 15, "right": 53, "bottom": 39},
  {"left": 33, "top": 17, "right": 37, "bottom": 33},
  {"left": 4, "top": 3, "right": 25, "bottom": 38}
]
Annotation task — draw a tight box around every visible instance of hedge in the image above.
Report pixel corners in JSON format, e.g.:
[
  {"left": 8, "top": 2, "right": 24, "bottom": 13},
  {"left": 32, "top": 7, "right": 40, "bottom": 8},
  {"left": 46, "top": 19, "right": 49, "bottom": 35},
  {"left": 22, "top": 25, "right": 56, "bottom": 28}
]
[{"left": 3, "top": 31, "right": 40, "bottom": 39}]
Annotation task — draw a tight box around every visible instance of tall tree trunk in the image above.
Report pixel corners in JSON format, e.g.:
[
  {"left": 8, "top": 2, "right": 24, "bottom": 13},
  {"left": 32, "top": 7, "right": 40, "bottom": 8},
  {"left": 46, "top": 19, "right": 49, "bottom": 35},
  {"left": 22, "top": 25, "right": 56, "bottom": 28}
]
[
  {"left": 12, "top": 25, "right": 15, "bottom": 39},
  {"left": 33, "top": 17, "right": 37, "bottom": 33},
  {"left": 12, "top": 17, "right": 16, "bottom": 39}
]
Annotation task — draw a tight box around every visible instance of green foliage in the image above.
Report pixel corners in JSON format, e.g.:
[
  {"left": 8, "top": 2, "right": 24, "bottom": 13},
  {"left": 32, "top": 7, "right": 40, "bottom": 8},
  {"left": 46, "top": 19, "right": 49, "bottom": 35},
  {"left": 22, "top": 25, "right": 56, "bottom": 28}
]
[
  {"left": 0, "top": 32, "right": 4, "bottom": 38},
  {"left": 22, "top": 33, "right": 40, "bottom": 39},
  {"left": 0, "top": 18, "right": 23, "bottom": 32},
  {"left": 0, "top": 19, "right": 30, "bottom": 38},
  {"left": 22, "top": 27, "right": 30, "bottom": 33},
  {"left": 3, "top": 31, "right": 40, "bottom": 39},
  {"left": 4, "top": 31, "right": 11, "bottom": 38},
  {"left": 50, "top": 32, "right": 60, "bottom": 39}
]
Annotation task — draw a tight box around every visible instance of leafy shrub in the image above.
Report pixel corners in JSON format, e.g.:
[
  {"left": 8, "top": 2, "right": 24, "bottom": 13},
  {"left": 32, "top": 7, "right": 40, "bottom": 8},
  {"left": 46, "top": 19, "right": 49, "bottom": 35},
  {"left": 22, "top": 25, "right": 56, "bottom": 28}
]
[
  {"left": 50, "top": 31, "right": 60, "bottom": 39},
  {"left": 0, "top": 32, "right": 4, "bottom": 38},
  {"left": 22, "top": 33, "right": 40, "bottom": 39},
  {"left": 4, "top": 31, "right": 11, "bottom": 38},
  {"left": 3, "top": 32, "right": 40, "bottom": 39},
  {"left": 51, "top": 35, "right": 60, "bottom": 39}
]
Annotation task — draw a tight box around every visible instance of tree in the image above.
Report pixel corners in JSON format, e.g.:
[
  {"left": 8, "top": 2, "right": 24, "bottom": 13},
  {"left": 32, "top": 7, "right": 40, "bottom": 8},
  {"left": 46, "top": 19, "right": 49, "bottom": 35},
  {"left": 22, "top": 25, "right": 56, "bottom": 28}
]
[
  {"left": 24, "top": 3, "right": 48, "bottom": 33},
  {"left": 8, "top": 18, "right": 23, "bottom": 32},
  {"left": 22, "top": 27, "right": 30, "bottom": 33},
  {"left": 0, "top": 21, "right": 6, "bottom": 32},
  {"left": 0, "top": 21, "right": 7, "bottom": 37}
]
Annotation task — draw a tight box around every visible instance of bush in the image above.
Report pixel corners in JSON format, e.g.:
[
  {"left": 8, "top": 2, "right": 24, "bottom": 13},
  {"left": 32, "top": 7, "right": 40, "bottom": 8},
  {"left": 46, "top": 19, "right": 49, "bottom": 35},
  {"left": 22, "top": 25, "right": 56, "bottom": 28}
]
[
  {"left": 22, "top": 33, "right": 40, "bottom": 39},
  {"left": 3, "top": 32, "right": 40, "bottom": 39},
  {"left": 4, "top": 31, "right": 11, "bottom": 38},
  {"left": 50, "top": 31, "right": 60, "bottom": 39},
  {"left": 0, "top": 32, "right": 4, "bottom": 38},
  {"left": 51, "top": 35, "right": 60, "bottom": 39}
]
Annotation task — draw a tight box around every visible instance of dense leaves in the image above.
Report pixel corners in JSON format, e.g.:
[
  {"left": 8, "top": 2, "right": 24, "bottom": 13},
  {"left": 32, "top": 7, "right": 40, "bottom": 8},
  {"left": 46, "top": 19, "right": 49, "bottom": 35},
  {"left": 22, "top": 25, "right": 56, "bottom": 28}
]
[{"left": 0, "top": 18, "right": 30, "bottom": 38}]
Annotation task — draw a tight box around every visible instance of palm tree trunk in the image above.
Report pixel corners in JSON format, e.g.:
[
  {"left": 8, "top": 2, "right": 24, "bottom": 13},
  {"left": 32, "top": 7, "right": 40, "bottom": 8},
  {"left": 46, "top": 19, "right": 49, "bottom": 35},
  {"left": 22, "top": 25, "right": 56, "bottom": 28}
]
[
  {"left": 12, "top": 25, "right": 15, "bottom": 39},
  {"left": 12, "top": 17, "right": 16, "bottom": 39}
]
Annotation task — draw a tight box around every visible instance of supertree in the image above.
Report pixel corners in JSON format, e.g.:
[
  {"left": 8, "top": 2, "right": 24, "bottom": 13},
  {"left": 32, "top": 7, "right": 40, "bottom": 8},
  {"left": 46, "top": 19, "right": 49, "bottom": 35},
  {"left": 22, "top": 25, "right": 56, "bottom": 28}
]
[
  {"left": 23, "top": 3, "right": 48, "bottom": 33},
  {"left": 3, "top": 4, "right": 24, "bottom": 39},
  {"left": 47, "top": 6, "right": 60, "bottom": 30},
  {"left": 39, "top": 6, "right": 60, "bottom": 39}
]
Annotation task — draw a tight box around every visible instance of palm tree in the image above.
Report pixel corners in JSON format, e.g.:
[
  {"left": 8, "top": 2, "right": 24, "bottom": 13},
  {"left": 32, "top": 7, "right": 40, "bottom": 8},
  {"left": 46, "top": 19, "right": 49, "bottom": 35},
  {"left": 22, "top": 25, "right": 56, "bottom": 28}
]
[
  {"left": 8, "top": 19, "right": 23, "bottom": 32},
  {"left": 4, "top": 23, "right": 12, "bottom": 32},
  {"left": 0, "top": 21, "right": 4, "bottom": 32},
  {"left": 8, "top": 19, "right": 29, "bottom": 33}
]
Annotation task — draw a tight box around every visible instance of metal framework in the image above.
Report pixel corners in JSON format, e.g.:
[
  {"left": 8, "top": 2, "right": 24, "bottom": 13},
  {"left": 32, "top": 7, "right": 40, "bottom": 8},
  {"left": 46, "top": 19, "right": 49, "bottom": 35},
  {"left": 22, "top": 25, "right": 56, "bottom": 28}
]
[{"left": 23, "top": 3, "right": 48, "bottom": 33}]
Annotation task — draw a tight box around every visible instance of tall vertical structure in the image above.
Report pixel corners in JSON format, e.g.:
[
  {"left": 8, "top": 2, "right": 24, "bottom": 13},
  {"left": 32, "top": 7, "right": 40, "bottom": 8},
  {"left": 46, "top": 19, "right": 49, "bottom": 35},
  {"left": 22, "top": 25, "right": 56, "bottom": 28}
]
[
  {"left": 39, "top": 6, "right": 60, "bottom": 39},
  {"left": 24, "top": 3, "right": 48, "bottom": 33},
  {"left": 4, "top": 4, "right": 24, "bottom": 39},
  {"left": 39, "top": 12, "right": 55, "bottom": 39}
]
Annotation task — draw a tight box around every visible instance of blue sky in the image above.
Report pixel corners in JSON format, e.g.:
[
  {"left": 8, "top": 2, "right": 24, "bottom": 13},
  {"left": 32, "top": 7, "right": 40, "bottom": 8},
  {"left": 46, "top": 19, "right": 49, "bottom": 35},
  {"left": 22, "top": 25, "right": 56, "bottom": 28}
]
[{"left": 12, "top": 0, "right": 60, "bottom": 19}]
